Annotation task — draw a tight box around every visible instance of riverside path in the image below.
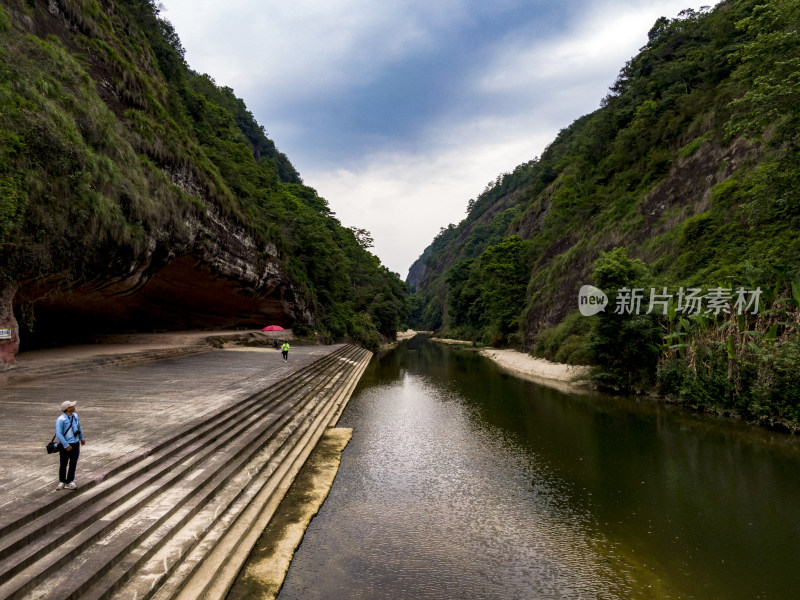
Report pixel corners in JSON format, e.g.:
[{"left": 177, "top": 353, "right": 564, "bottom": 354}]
[{"left": 0, "top": 333, "right": 372, "bottom": 600}]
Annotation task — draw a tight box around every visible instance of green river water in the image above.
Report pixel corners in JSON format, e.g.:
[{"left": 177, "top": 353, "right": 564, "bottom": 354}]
[{"left": 277, "top": 336, "right": 800, "bottom": 599}]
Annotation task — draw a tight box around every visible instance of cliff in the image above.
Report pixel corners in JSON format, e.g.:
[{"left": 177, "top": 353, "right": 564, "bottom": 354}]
[
  {"left": 406, "top": 0, "right": 800, "bottom": 428},
  {"left": 408, "top": 0, "right": 799, "bottom": 346},
  {"left": 0, "top": 0, "right": 407, "bottom": 363}
]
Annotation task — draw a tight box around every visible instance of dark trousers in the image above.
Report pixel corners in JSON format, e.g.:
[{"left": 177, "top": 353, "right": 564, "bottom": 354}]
[
  {"left": 59, "top": 443, "right": 80, "bottom": 484},
  {"left": 282, "top": 350, "right": 288, "bottom": 361}
]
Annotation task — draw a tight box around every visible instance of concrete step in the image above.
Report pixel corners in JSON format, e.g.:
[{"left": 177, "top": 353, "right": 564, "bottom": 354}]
[
  {"left": 0, "top": 345, "right": 353, "bottom": 542},
  {"left": 31, "top": 367, "right": 347, "bottom": 599},
  {"left": 99, "top": 358, "right": 365, "bottom": 600},
  {"left": 0, "top": 345, "right": 371, "bottom": 600},
  {"left": 0, "top": 347, "right": 350, "bottom": 575},
  {"left": 163, "top": 347, "right": 372, "bottom": 600}
]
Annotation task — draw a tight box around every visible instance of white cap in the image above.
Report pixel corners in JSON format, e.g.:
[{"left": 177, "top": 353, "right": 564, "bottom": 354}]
[{"left": 61, "top": 401, "right": 76, "bottom": 411}]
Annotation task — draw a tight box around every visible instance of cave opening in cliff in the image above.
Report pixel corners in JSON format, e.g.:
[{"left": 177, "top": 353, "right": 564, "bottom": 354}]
[{"left": 12, "top": 255, "right": 292, "bottom": 352}]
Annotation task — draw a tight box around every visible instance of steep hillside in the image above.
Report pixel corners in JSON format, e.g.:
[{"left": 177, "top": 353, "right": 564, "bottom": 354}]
[
  {"left": 0, "top": 0, "right": 406, "bottom": 363},
  {"left": 408, "top": 0, "right": 800, "bottom": 428}
]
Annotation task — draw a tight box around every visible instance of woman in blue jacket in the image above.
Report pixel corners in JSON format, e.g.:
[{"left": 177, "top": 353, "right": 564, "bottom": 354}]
[{"left": 55, "top": 400, "right": 85, "bottom": 490}]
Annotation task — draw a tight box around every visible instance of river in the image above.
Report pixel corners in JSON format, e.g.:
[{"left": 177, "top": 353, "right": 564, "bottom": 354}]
[{"left": 276, "top": 336, "right": 800, "bottom": 599}]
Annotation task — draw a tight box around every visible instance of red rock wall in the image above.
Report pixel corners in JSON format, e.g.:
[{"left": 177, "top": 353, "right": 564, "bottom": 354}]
[{"left": 0, "top": 286, "right": 19, "bottom": 367}]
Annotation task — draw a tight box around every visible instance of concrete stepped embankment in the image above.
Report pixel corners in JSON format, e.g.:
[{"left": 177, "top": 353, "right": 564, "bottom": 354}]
[{"left": 0, "top": 342, "right": 371, "bottom": 600}]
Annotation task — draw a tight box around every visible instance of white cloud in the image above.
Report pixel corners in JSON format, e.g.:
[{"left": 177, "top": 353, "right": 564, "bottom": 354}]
[
  {"left": 478, "top": 1, "right": 707, "bottom": 101},
  {"left": 162, "top": 0, "right": 457, "bottom": 100},
  {"left": 305, "top": 121, "right": 557, "bottom": 276},
  {"left": 303, "top": 0, "right": 714, "bottom": 276},
  {"left": 160, "top": 0, "right": 717, "bottom": 278}
]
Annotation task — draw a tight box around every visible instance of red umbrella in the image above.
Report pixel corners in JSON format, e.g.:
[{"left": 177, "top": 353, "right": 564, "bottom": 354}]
[{"left": 261, "top": 325, "right": 285, "bottom": 332}]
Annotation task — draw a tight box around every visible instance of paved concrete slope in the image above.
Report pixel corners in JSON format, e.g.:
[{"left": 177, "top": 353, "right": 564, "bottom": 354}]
[
  {"left": 0, "top": 329, "right": 275, "bottom": 383},
  {"left": 0, "top": 342, "right": 372, "bottom": 600}
]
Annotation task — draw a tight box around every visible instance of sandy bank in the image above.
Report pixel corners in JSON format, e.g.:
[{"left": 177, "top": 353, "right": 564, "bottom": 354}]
[
  {"left": 478, "top": 348, "right": 591, "bottom": 390},
  {"left": 394, "top": 333, "right": 591, "bottom": 393},
  {"left": 380, "top": 329, "right": 430, "bottom": 349},
  {"left": 396, "top": 329, "right": 430, "bottom": 340},
  {"left": 430, "top": 337, "right": 592, "bottom": 393}
]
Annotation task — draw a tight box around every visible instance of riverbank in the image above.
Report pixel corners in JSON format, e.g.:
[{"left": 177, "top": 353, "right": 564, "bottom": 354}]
[
  {"left": 477, "top": 348, "right": 591, "bottom": 390},
  {"left": 228, "top": 428, "right": 353, "bottom": 600},
  {"left": 391, "top": 332, "right": 592, "bottom": 392},
  {"left": 407, "top": 333, "right": 800, "bottom": 433},
  {"left": 397, "top": 329, "right": 430, "bottom": 341},
  {"left": 273, "top": 339, "right": 800, "bottom": 599},
  {"left": 380, "top": 329, "right": 431, "bottom": 350},
  {"left": 427, "top": 336, "right": 592, "bottom": 393}
]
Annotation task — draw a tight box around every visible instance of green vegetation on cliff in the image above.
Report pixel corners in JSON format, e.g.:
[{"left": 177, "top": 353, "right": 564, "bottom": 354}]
[
  {"left": 0, "top": 0, "right": 406, "bottom": 349},
  {"left": 408, "top": 0, "right": 800, "bottom": 429}
]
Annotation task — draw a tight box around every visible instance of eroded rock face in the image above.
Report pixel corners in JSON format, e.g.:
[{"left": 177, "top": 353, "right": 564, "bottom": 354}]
[
  {"left": 520, "top": 139, "right": 754, "bottom": 348},
  {"left": 2, "top": 202, "right": 312, "bottom": 359},
  {"left": 0, "top": 4, "right": 317, "bottom": 363},
  {"left": 0, "top": 286, "right": 19, "bottom": 367}
]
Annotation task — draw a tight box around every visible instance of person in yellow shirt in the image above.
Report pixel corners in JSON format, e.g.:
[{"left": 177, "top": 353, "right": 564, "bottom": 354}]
[{"left": 281, "top": 341, "right": 290, "bottom": 362}]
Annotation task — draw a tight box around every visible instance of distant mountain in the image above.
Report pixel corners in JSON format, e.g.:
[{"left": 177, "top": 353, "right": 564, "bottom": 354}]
[
  {"left": 407, "top": 0, "right": 800, "bottom": 428},
  {"left": 0, "top": 0, "right": 406, "bottom": 363}
]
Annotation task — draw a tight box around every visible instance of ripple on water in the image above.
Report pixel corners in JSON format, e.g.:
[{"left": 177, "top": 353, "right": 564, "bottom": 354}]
[
  {"left": 278, "top": 374, "right": 636, "bottom": 600},
  {"left": 276, "top": 341, "right": 800, "bottom": 600}
]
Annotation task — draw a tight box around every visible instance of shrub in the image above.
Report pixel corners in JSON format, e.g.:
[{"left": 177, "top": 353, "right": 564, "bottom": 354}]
[
  {"left": 292, "top": 321, "right": 313, "bottom": 338},
  {"left": 587, "top": 247, "right": 661, "bottom": 392},
  {"left": 533, "top": 312, "right": 592, "bottom": 365},
  {"left": 657, "top": 337, "right": 800, "bottom": 431}
]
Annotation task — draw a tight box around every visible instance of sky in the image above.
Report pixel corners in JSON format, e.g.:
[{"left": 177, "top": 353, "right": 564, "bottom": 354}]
[{"left": 159, "top": 0, "right": 715, "bottom": 278}]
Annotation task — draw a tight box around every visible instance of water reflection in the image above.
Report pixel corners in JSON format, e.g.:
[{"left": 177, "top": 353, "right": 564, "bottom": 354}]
[{"left": 278, "top": 337, "right": 800, "bottom": 600}]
